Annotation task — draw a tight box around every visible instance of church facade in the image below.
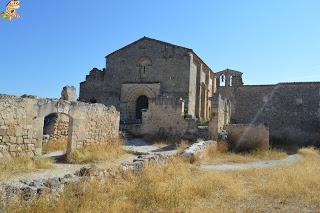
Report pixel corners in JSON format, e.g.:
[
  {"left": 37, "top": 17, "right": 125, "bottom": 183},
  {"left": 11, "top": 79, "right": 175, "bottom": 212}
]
[{"left": 79, "top": 37, "right": 216, "bottom": 124}]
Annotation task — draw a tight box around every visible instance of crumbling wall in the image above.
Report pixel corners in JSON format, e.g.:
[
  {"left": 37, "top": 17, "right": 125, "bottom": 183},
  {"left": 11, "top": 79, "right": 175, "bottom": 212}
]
[
  {"left": 208, "top": 94, "right": 231, "bottom": 139},
  {"left": 226, "top": 124, "right": 269, "bottom": 152},
  {"left": 0, "top": 94, "right": 120, "bottom": 158},
  {"left": 137, "top": 100, "right": 197, "bottom": 139},
  {"left": 43, "top": 113, "right": 70, "bottom": 143},
  {"left": 232, "top": 83, "right": 320, "bottom": 146}
]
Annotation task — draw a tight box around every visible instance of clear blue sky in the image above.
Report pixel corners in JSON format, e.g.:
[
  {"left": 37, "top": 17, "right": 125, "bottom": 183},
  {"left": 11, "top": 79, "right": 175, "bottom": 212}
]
[{"left": 0, "top": 0, "right": 319, "bottom": 98}]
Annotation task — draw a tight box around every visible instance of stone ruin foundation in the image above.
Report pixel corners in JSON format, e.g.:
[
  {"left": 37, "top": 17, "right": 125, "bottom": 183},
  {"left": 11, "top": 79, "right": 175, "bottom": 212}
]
[{"left": 0, "top": 93, "right": 120, "bottom": 158}]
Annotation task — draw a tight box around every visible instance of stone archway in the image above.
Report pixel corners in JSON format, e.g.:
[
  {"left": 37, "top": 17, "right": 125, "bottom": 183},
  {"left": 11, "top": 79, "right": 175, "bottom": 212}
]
[
  {"left": 120, "top": 84, "right": 159, "bottom": 123},
  {"left": 42, "top": 112, "right": 73, "bottom": 154},
  {"left": 136, "top": 95, "right": 149, "bottom": 120}
]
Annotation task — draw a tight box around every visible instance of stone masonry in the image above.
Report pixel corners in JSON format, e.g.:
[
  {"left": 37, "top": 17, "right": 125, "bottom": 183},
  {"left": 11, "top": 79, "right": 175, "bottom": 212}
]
[
  {"left": 210, "top": 69, "right": 320, "bottom": 147},
  {"left": 43, "top": 113, "right": 70, "bottom": 144},
  {"left": 80, "top": 37, "right": 215, "bottom": 123},
  {"left": 0, "top": 94, "right": 119, "bottom": 158}
]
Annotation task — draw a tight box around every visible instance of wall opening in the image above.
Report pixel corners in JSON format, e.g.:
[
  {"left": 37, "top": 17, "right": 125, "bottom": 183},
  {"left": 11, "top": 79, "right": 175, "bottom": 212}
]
[
  {"left": 220, "top": 75, "right": 226, "bottom": 87},
  {"left": 136, "top": 95, "right": 149, "bottom": 120},
  {"left": 42, "top": 113, "right": 72, "bottom": 155}
]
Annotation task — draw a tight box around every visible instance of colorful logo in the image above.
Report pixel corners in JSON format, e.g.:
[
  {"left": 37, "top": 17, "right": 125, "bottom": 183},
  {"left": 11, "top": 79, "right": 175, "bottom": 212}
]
[{"left": 1, "top": 0, "right": 20, "bottom": 20}]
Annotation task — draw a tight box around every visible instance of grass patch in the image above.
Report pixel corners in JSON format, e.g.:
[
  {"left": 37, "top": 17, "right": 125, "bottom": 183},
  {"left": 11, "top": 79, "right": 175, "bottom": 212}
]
[
  {"left": 176, "top": 140, "right": 190, "bottom": 155},
  {"left": 42, "top": 139, "right": 67, "bottom": 154},
  {"left": 67, "top": 138, "right": 124, "bottom": 164},
  {"left": 203, "top": 142, "right": 288, "bottom": 164},
  {"left": 0, "top": 157, "right": 54, "bottom": 181},
  {"left": 3, "top": 148, "right": 320, "bottom": 212}
]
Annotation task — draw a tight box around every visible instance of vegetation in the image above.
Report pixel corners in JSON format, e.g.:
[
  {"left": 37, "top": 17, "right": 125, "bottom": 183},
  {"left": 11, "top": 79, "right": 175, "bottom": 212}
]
[
  {"left": 202, "top": 142, "right": 288, "bottom": 164},
  {"left": 67, "top": 139, "right": 125, "bottom": 164},
  {"left": 0, "top": 156, "right": 54, "bottom": 181},
  {"left": 42, "top": 139, "right": 68, "bottom": 154},
  {"left": 5, "top": 148, "right": 320, "bottom": 212}
]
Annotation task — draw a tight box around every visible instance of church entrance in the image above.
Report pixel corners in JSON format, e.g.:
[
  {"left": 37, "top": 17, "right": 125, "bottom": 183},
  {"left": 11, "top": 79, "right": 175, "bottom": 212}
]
[{"left": 136, "top": 95, "right": 149, "bottom": 120}]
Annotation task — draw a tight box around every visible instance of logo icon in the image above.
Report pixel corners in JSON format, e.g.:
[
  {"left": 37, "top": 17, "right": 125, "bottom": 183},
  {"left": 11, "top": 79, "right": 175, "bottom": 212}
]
[{"left": 1, "top": 0, "right": 20, "bottom": 20}]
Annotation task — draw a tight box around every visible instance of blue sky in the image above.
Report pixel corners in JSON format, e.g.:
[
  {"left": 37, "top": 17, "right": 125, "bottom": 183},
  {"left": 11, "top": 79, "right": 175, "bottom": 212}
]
[{"left": 0, "top": 0, "right": 319, "bottom": 98}]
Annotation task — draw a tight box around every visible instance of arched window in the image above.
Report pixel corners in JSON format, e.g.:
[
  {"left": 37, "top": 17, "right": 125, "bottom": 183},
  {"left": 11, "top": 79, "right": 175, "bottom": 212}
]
[{"left": 220, "top": 75, "right": 226, "bottom": 86}]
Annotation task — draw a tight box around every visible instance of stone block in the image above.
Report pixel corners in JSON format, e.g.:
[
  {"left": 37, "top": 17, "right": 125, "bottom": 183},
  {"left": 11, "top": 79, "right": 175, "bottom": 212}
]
[
  {"left": 61, "top": 86, "right": 77, "bottom": 102},
  {"left": 16, "top": 137, "right": 23, "bottom": 144},
  {"left": 9, "top": 144, "right": 17, "bottom": 152},
  {"left": 0, "top": 145, "right": 8, "bottom": 152},
  {"left": 27, "top": 144, "right": 35, "bottom": 151},
  {"left": 0, "top": 128, "right": 7, "bottom": 135},
  {"left": 15, "top": 128, "right": 24, "bottom": 137},
  {"left": 25, "top": 138, "right": 34, "bottom": 144}
]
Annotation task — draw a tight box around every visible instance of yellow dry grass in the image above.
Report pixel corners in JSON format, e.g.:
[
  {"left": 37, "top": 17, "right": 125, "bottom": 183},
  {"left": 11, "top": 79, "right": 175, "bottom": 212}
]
[
  {"left": 176, "top": 140, "right": 191, "bottom": 155},
  {"left": 42, "top": 139, "right": 67, "bottom": 154},
  {"left": 4, "top": 148, "right": 320, "bottom": 212},
  {"left": 67, "top": 138, "right": 125, "bottom": 164},
  {"left": 0, "top": 157, "right": 54, "bottom": 181},
  {"left": 203, "top": 142, "right": 288, "bottom": 164}
]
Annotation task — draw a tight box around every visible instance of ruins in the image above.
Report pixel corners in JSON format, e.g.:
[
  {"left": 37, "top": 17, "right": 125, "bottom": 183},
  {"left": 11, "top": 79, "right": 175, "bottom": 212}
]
[
  {"left": 0, "top": 89, "right": 119, "bottom": 157},
  {"left": 80, "top": 37, "right": 320, "bottom": 147},
  {"left": 0, "top": 36, "right": 319, "bottom": 157}
]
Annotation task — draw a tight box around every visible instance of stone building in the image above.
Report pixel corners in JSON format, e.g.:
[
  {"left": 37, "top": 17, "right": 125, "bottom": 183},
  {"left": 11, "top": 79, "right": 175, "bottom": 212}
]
[
  {"left": 80, "top": 37, "right": 216, "bottom": 124},
  {"left": 80, "top": 37, "right": 319, "bottom": 147},
  {"left": 210, "top": 69, "right": 320, "bottom": 147}
]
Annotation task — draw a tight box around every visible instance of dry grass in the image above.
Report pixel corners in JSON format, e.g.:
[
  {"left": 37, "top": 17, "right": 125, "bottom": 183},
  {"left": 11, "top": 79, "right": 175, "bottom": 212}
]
[
  {"left": 0, "top": 157, "right": 54, "bottom": 181},
  {"left": 67, "top": 139, "right": 125, "bottom": 164},
  {"left": 203, "top": 142, "right": 288, "bottom": 164},
  {"left": 4, "top": 148, "right": 320, "bottom": 212},
  {"left": 176, "top": 140, "right": 190, "bottom": 155},
  {"left": 42, "top": 139, "right": 67, "bottom": 154}
]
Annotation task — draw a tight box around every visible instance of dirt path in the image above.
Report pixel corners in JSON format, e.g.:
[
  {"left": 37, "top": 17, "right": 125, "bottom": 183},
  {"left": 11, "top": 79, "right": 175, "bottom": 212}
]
[
  {"left": 123, "top": 138, "right": 177, "bottom": 156},
  {"left": 200, "top": 154, "right": 302, "bottom": 171},
  {"left": 1, "top": 138, "right": 177, "bottom": 186}
]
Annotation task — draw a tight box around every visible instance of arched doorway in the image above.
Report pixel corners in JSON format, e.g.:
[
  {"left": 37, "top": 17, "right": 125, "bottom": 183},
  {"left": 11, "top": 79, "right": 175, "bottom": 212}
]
[
  {"left": 42, "top": 113, "right": 72, "bottom": 155},
  {"left": 136, "top": 95, "right": 149, "bottom": 120}
]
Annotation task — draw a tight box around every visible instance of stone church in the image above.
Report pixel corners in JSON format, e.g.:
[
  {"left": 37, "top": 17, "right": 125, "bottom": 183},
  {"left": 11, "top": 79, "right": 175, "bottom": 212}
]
[
  {"left": 80, "top": 36, "right": 320, "bottom": 147},
  {"left": 79, "top": 37, "right": 216, "bottom": 124}
]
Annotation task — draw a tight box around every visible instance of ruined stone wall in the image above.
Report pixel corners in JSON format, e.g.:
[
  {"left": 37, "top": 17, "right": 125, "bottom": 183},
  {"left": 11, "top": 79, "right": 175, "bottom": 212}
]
[
  {"left": 192, "top": 58, "right": 215, "bottom": 120},
  {"left": 208, "top": 94, "right": 231, "bottom": 139},
  {"left": 138, "top": 100, "right": 197, "bottom": 139},
  {"left": 232, "top": 83, "right": 320, "bottom": 146},
  {"left": 43, "top": 113, "right": 70, "bottom": 142},
  {"left": 0, "top": 94, "right": 120, "bottom": 157}
]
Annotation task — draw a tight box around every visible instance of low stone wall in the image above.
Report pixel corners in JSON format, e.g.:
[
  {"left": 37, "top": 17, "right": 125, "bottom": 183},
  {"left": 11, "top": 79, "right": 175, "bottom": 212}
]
[
  {"left": 226, "top": 124, "right": 269, "bottom": 152},
  {"left": 0, "top": 94, "right": 120, "bottom": 157},
  {"left": 139, "top": 101, "right": 198, "bottom": 139}
]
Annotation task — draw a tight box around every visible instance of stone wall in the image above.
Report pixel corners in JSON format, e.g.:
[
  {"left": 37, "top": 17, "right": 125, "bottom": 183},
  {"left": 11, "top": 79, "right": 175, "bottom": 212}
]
[
  {"left": 43, "top": 113, "right": 70, "bottom": 143},
  {"left": 126, "top": 99, "right": 198, "bottom": 139},
  {"left": 0, "top": 94, "right": 120, "bottom": 157},
  {"left": 226, "top": 124, "right": 269, "bottom": 152},
  {"left": 208, "top": 94, "right": 231, "bottom": 139},
  {"left": 218, "top": 82, "right": 320, "bottom": 147},
  {"left": 233, "top": 83, "right": 320, "bottom": 146},
  {"left": 79, "top": 37, "right": 215, "bottom": 121}
]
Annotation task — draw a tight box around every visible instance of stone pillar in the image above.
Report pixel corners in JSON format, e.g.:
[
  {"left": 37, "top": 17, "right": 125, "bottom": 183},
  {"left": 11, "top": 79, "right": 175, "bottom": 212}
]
[
  {"left": 61, "top": 86, "right": 77, "bottom": 102},
  {"left": 225, "top": 74, "right": 231, "bottom": 87}
]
